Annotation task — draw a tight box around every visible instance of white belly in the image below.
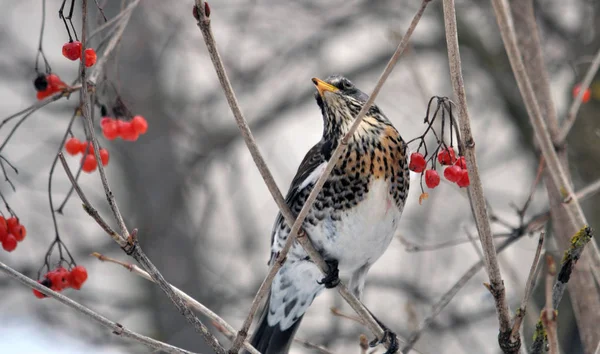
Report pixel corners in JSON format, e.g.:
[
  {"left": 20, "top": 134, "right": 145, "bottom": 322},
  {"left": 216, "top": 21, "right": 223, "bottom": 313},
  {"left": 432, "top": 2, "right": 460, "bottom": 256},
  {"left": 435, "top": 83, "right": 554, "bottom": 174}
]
[{"left": 307, "top": 178, "right": 402, "bottom": 274}]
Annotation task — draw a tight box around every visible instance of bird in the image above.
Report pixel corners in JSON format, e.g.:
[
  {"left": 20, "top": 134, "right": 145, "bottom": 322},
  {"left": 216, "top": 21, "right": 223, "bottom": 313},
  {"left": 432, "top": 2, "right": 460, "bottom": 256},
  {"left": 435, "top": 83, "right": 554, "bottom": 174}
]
[{"left": 246, "top": 75, "right": 410, "bottom": 354}]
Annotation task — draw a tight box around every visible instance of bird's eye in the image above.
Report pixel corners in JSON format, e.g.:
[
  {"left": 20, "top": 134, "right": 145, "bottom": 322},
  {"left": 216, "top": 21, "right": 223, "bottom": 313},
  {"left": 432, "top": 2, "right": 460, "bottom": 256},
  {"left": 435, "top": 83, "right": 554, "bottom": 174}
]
[{"left": 341, "top": 80, "right": 353, "bottom": 90}]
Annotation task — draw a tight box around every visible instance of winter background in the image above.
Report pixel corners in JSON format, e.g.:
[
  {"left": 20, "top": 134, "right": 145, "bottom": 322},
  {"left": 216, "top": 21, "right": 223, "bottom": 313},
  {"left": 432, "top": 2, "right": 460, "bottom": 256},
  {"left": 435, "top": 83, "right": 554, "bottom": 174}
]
[{"left": 0, "top": 1, "right": 598, "bottom": 353}]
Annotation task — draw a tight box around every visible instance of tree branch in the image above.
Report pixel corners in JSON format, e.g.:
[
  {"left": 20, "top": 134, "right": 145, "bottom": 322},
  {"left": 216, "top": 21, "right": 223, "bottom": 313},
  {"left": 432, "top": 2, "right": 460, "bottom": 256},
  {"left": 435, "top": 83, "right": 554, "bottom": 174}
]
[
  {"left": 0, "top": 261, "right": 198, "bottom": 354},
  {"left": 442, "top": 0, "right": 512, "bottom": 350},
  {"left": 530, "top": 226, "right": 593, "bottom": 353},
  {"left": 91, "top": 252, "right": 260, "bottom": 354},
  {"left": 510, "top": 232, "right": 544, "bottom": 342}
]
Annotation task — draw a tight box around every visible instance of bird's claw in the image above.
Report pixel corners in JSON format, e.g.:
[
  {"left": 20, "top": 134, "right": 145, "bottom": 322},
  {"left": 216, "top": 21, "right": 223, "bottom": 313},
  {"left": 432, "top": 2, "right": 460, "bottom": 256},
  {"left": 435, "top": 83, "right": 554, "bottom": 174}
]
[
  {"left": 317, "top": 259, "right": 340, "bottom": 289},
  {"left": 369, "top": 329, "right": 399, "bottom": 354}
]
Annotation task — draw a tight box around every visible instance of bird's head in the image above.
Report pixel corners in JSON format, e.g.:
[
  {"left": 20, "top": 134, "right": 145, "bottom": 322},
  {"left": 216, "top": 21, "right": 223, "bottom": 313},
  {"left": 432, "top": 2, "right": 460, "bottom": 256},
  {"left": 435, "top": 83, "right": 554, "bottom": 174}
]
[{"left": 312, "top": 75, "right": 383, "bottom": 141}]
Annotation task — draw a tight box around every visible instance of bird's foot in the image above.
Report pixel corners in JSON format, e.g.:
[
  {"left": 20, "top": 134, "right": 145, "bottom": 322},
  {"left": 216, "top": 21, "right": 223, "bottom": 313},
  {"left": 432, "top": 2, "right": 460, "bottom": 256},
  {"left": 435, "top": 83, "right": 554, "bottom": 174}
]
[
  {"left": 369, "top": 328, "right": 399, "bottom": 354},
  {"left": 317, "top": 259, "right": 340, "bottom": 289}
]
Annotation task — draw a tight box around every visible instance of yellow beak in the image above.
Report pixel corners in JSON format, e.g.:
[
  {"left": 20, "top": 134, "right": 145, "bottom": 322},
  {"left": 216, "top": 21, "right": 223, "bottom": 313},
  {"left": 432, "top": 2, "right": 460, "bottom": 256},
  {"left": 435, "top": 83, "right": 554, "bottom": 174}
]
[{"left": 312, "top": 77, "right": 338, "bottom": 96}]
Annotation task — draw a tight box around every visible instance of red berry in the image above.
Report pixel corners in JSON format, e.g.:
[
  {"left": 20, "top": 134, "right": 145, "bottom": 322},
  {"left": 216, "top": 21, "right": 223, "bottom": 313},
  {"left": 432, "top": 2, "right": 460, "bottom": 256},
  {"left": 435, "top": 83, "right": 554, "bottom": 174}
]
[
  {"left": 437, "top": 147, "right": 457, "bottom": 165},
  {"left": 65, "top": 137, "right": 82, "bottom": 155},
  {"left": 6, "top": 217, "right": 18, "bottom": 231},
  {"left": 456, "top": 156, "right": 467, "bottom": 170},
  {"left": 118, "top": 121, "right": 139, "bottom": 141},
  {"left": 100, "top": 117, "right": 113, "bottom": 127},
  {"left": 8, "top": 219, "right": 20, "bottom": 236},
  {"left": 409, "top": 152, "right": 426, "bottom": 173},
  {"left": 424, "top": 169, "right": 440, "bottom": 189},
  {"left": 84, "top": 48, "right": 97, "bottom": 67},
  {"left": 47, "top": 268, "right": 70, "bottom": 291},
  {"left": 102, "top": 120, "right": 119, "bottom": 140},
  {"left": 572, "top": 84, "right": 591, "bottom": 103},
  {"left": 456, "top": 169, "right": 470, "bottom": 188},
  {"left": 99, "top": 148, "right": 109, "bottom": 166},
  {"left": 62, "top": 41, "right": 82, "bottom": 61},
  {"left": 131, "top": 115, "right": 148, "bottom": 134},
  {"left": 0, "top": 217, "right": 7, "bottom": 242},
  {"left": 13, "top": 225, "right": 26, "bottom": 242},
  {"left": 444, "top": 165, "right": 462, "bottom": 183},
  {"left": 36, "top": 87, "right": 53, "bottom": 100},
  {"left": 69, "top": 266, "right": 88, "bottom": 290},
  {"left": 81, "top": 154, "right": 97, "bottom": 173},
  {"left": 46, "top": 74, "right": 66, "bottom": 90},
  {"left": 2, "top": 234, "right": 17, "bottom": 252},
  {"left": 33, "top": 283, "right": 47, "bottom": 299}
]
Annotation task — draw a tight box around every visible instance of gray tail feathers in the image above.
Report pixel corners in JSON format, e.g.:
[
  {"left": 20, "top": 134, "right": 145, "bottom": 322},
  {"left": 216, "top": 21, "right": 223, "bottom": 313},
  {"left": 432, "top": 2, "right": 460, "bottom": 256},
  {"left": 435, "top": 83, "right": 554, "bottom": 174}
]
[{"left": 245, "top": 297, "right": 304, "bottom": 354}]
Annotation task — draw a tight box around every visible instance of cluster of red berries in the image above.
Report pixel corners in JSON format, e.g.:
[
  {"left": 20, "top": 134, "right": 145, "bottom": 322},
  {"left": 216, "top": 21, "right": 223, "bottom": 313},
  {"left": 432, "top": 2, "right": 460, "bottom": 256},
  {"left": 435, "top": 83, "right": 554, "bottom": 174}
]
[
  {"left": 101, "top": 116, "right": 148, "bottom": 141},
  {"left": 64, "top": 137, "right": 109, "bottom": 173},
  {"left": 0, "top": 216, "right": 26, "bottom": 252},
  {"left": 62, "top": 41, "right": 97, "bottom": 67},
  {"left": 409, "top": 147, "right": 470, "bottom": 189},
  {"left": 33, "top": 265, "right": 88, "bottom": 299},
  {"left": 437, "top": 148, "right": 470, "bottom": 187},
  {"left": 572, "top": 84, "right": 592, "bottom": 104},
  {"left": 33, "top": 73, "right": 67, "bottom": 100}
]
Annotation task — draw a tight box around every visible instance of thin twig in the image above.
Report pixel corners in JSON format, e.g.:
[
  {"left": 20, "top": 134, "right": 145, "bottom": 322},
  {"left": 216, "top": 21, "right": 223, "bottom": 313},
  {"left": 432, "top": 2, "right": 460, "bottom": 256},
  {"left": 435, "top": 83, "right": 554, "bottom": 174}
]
[
  {"left": 397, "top": 233, "right": 512, "bottom": 252},
  {"left": 558, "top": 47, "right": 600, "bottom": 142},
  {"left": 293, "top": 337, "right": 337, "bottom": 354},
  {"left": 0, "top": 261, "right": 198, "bottom": 354},
  {"left": 91, "top": 252, "right": 260, "bottom": 354},
  {"left": 88, "top": 0, "right": 137, "bottom": 41},
  {"left": 510, "top": 232, "right": 544, "bottom": 341},
  {"left": 541, "top": 255, "right": 558, "bottom": 354},
  {"left": 77, "top": 2, "right": 226, "bottom": 352},
  {"left": 530, "top": 226, "right": 593, "bottom": 352},
  {"left": 88, "top": 0, "right": 140, "bottom": 85},
  {"left": 58, "top": 153, "right": 126, "bottom": 245},
  {"left": 566, "top": 177, "right": 600, "bottom": 203},
  {"left": 193, "top": 0, "right": 432, "bottom": 352},
  {"left": 442, "top": 0, "right": 512, "bottom": 349}
]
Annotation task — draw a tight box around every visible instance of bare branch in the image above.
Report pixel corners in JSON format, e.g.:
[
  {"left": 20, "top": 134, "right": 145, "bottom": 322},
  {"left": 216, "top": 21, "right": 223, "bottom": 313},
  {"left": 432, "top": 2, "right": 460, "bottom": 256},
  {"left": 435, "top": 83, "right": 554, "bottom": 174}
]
[
  {"left": 0, "top": 261, "right": 198, "bottom": 354},
  {"left": 542, "top": 255, "right": 558, "bottom": 354},
  {"left": 91, "top": 253, "right": 260, "bottom": 354},
  {"left": 568, "top": 176, "right": 600, "bottom": 202},
  {"left": 510, "top": 232, "right": 544, "bottom": 341},
  {"left": 293, "top": 337, "right": 337, "bottom": 354},
  {"left": 530, "top": 226, "right": 593, "bottom": 352},
  {"left": 74, "top": 3, "right": 227, "bottom": 352},
  {"left": 557, "top": 47, "right": 600, "bottom": 142},
  {"left": 442, "top": 0, "right": 512, "bottom": 349}
]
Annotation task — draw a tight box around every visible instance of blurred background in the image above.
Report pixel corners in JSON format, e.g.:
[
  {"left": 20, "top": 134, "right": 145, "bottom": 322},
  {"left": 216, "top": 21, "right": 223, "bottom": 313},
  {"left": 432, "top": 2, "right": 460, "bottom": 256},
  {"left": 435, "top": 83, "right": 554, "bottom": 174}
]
[{"left": 0, "top": 0, "right": 598, "bottom": 353}]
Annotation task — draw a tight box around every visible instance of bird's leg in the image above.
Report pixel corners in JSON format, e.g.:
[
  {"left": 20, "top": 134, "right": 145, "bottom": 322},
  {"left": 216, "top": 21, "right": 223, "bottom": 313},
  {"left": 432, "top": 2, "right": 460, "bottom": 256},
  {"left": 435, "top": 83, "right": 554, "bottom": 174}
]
[
  {"left": 368, "top": 312, "right": 399, "bottom": 354},
  {"left": 317, "top": 259, "right": 340, "bottom": 288}
]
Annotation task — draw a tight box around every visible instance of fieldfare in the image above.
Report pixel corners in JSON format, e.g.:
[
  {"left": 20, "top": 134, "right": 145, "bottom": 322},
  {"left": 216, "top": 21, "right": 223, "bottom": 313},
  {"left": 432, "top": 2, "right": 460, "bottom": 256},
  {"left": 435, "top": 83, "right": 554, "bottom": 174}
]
[{"left": 247, "top": 75, "right": 410, "bottom": 354}]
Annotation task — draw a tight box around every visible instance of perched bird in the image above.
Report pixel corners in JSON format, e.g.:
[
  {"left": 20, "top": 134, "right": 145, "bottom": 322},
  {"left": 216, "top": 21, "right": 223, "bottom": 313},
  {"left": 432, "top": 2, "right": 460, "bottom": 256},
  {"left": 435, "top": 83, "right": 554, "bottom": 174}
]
[{"left": 247, "top": 75, "right": 410, "bottom": 354}]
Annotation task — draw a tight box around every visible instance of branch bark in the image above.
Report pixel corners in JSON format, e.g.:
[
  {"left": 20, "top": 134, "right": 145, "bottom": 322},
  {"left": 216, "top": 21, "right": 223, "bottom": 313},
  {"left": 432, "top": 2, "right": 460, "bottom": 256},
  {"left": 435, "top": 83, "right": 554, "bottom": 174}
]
[
  {"left": 92, "top": 253, "right": 261, "bottom": 354},
  {"left": 72, "top": 3, "right": 227, "bottom": 351},
  {"left": 442, "top": 0, "right": 512, "bottom": 351},
  {"left": 0, "top": 261, "right": 198, "bottom": 354}
]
